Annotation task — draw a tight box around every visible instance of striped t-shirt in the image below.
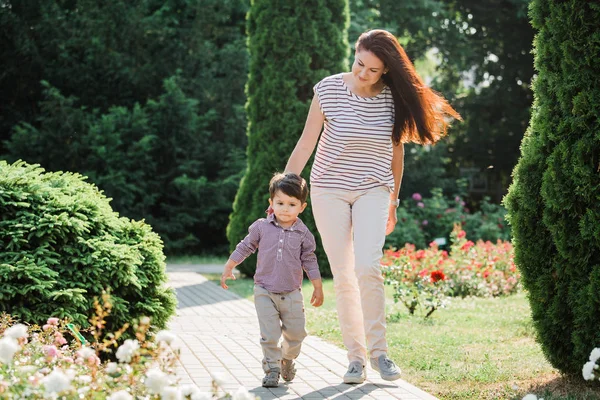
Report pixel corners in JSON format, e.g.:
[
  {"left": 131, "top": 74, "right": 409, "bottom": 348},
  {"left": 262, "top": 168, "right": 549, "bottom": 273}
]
[{"left": 311, "top": 73, "right": 395, "bottom": 191}]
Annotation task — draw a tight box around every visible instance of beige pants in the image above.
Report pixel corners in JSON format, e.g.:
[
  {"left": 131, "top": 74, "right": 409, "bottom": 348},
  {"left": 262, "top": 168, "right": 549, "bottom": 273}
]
[
  {"left": 311, "top": 185, "right": 389, "bottom": 364},
  {"left": 254, "top": 285, "right": 307, "bottom": 372}
]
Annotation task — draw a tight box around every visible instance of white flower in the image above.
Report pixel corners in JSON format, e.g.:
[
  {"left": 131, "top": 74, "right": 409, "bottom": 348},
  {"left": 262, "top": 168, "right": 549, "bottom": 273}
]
[
  {"left": 41, "top": 369, "right": 72, "bottom": 395},
  {"left": 583, "top": 360, "right": 596, "bottom": 381},
  {"left": 78, "top": 386, "right": 91, "bottom": 394},
  {"left": 210, "top": 371, "right": 226, "bottom": 387},
  {"left": 106, "top": 362, "right": 119, "bottom": 375},
  {"left": 589, "top": 348, "right": 600, "bottom": 363},
  {"left": 160, "top": 386, "right": 182, "bottom": 400},
  {"left": 77, "top": 346, "right": 96, "bottom": 359},
  {"left": 232, "top": 386, "right": 255, "bottom": 400},
  {"left": 19, "top": 365, "right": 38, "bottom": 374},
  {"left": 144, "top": 368, "right": 170, "bottom": 393},
  {"left": 522, "top": 395, "right": 538, "bottom": 400},
  {"left": 77, "top": 375, "right": 92, "bottom": 383},
  {"left": 0, "top": 337, "right": 20, "bottom": 364},
  {"left": 140, "top": 316, "right": 151, "bottom": 325},
  {"left": 115, "top": 339, "right": 139, "bottom": 363},
  {"left": 108, "top": 390, "right": 133, "bottom": 400},
  {"left": 191, "top": 392, "right": 212, "bottom": 400},
  {"left": 156, "top": 330, "right": 177, "bottom": 345},
  {"left": 4, "top": 324, "right": 28, "bottom": 340},
  {"left": 180, "top": 384, "right": 200, "bottom": 397}
]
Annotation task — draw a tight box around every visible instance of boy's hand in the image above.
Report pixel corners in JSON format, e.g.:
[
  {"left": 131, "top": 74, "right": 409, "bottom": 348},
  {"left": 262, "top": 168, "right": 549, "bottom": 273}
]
[
  {"left": 220, "top": 269, "right": 236, "bottom": 289},
  {"left": 310, "top": 286, "right": 324, "bottom": 307}
]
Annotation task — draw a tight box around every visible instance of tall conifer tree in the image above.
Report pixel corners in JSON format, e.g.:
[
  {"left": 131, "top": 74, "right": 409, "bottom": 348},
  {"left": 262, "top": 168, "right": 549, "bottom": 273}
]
[
  {"left": 227, "top": 0, "right": 349, "bottom": 276},
  {"left": 505, "top": 0, "right": 600, "bottom": 374}
]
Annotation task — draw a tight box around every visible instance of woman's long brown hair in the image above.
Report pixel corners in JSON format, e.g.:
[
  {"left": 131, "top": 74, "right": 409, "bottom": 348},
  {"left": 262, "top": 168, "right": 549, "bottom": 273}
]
[{"left": 356, "top": 30, "right": 461, "bottom": 145}]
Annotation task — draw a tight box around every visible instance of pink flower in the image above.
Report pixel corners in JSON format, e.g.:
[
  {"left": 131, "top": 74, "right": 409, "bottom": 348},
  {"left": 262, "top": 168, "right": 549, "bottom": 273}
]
[
  {"left": 412, "top": 193, "right": 422, "bottom": 201},
  {"left": 54, "top": 332, "right": 67, "bottom": 346},
  {"left": 44, "top": 345, "right": 59, "bottom": 358},
  {"left": 417, "top": 202, "right": 425, "bottom": 208},
  {"left": 457, "top": 230, "right": 466, "bottom": 238},
  {"left": 42, "top": 325, "right": 52, "bottom": 331},
  {"left": 47, "top": 318, "right": 60, "bottom": 326},
  {"left": 422, "top": 219, "right": 428, "bottom": 225}
]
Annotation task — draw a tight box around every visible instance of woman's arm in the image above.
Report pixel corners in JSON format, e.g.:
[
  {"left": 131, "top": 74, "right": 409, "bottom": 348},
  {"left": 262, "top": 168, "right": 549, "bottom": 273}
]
[
  {"left": 386, "top": 141, "right": 404, "bottom": 235},
  {"left": 284, "top": 94, "right": 325, "bottom": 175},
  {"left": 390, "top": 141, "right": 405, "bottom": 202}
]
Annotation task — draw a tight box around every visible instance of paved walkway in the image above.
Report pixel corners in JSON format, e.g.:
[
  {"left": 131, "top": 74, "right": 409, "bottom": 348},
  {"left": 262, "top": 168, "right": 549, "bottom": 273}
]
[{"left": 167, "top": 264, "right": 438, "bottom": 400}]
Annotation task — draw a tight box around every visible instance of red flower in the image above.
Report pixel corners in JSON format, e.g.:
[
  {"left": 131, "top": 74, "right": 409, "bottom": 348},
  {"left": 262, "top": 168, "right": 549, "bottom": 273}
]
[
  {"left": 461, "top": 241, "right": 474, "bottom": 251},
  {"left": 457, "top": 230, "right": 466, "bottom": 238},
  {"left": 431, "top": 270, "right": 446, "bottom": 282}
]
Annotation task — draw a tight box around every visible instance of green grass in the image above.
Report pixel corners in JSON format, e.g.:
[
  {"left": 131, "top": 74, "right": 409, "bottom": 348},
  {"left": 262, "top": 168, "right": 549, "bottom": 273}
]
[
  {"left": 166, "top": 255, "right": 227, "bottom": 265},
  {"left": 204, "top": 274, "right": 600, "bottom": 400}
]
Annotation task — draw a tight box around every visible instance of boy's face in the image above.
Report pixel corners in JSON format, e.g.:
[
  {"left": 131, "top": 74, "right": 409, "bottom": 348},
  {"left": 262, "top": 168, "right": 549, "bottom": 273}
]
[{"left": 269, "top": 190, "right": 307, "bottom": 226}]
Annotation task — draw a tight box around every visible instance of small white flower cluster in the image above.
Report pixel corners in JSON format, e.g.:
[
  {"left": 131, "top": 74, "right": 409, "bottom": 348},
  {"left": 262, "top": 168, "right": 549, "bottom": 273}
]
[
  {"left": 582, "top": 347, "right": 600, "bottom": 381},
  {"left": 0, "top": 323, "right": 28, "bottom": 364},
  {"left": 0, "top": 318, "right": 259, "bottom": 400}
]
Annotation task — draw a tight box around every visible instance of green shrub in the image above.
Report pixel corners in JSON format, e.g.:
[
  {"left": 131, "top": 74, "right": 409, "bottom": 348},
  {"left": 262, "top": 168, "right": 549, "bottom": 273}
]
[
  {"left": 227, "top": 0, "right": 349, "bottom": 277},
  {"left": 0, "top": 161, "right": 177, "bottom": 338},
  {"left": 386, "top": 189, "right": 510, "bottom": 250},
  {"left": 504, "top": 0, "right": 600, "bottom": 375}
]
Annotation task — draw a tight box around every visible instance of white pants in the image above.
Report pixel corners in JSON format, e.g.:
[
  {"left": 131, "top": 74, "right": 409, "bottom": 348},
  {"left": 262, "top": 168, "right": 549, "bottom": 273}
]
[{"left": 311, "top": 185, "right": 389, "bottom": 364}]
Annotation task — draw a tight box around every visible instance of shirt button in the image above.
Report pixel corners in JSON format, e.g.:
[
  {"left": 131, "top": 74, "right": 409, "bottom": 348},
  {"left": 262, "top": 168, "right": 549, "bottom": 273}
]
[
  {"left": 279, "top": 239, "right": 283, "bottom": 243},
  {"left": 278, "top": 249, "right": 282, "bottom": 252}
]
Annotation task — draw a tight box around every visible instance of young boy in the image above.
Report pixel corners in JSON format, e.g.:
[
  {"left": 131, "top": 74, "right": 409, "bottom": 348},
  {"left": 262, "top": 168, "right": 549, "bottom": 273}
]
[{"left": 221, "top": 172, "right": 323, "bottom": 388}]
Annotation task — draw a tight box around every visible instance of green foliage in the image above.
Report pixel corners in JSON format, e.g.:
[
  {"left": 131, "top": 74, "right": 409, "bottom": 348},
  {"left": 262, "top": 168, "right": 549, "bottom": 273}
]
[
  {"left": 386, "top": 188, "right": 510, "bottom": 249},
  {"left": 0, "top": 160, "right": 177, "bottom": 337},
  {"left": 227, "top": 0, "right": 350, "bottom": 277},
  {"left": 374, "top": 0, "right": 535, "bottom": 201},
  {"left": 1, "top": 0, "right": 249, "bottom": 255},
  {"left": 504, "top": 0, "right": 600, "bottom": 375}
]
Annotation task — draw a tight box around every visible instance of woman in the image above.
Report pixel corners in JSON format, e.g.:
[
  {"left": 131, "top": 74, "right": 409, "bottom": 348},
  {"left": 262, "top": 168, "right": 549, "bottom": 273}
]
[{"left": 285, "top": 29, "right": 460, "bottom": 384}]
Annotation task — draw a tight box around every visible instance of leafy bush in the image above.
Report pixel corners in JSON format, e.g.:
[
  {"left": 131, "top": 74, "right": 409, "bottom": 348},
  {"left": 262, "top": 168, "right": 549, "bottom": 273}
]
[
  {"left": 386, "top": 189, "right": 510, "bottom": 249},
  {"left": 383, "top": 225, "right": 518, "bottom": 317},
  {"left": 0, "top": 161, "right": 176, "bottom": 338}
]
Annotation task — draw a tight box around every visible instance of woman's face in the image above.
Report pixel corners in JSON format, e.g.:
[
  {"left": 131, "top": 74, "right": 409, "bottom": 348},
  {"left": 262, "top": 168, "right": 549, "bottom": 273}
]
[{"left": 351, "top": 48, "right": 386, "bottom": 86}]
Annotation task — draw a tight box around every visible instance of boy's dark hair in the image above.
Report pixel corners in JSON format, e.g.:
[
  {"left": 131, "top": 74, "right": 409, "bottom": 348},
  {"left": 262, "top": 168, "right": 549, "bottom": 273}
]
[{"left": 269, "top": 173, "right": 308, "bottom": 203}]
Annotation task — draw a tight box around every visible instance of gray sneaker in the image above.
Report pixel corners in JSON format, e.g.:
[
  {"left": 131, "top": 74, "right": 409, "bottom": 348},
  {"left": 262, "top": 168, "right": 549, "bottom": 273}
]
[
  {"left": 343, "top": 361, "right": 366, "bottom": 384},
  {"left": 262, "top": 368, "right": 280, "bottom": 387},
  {"left": 370, "top": 355, "right": 401, "bottom": 381},
  {"left": 281, "top": 358, "right": 296, "bottom": 382}
]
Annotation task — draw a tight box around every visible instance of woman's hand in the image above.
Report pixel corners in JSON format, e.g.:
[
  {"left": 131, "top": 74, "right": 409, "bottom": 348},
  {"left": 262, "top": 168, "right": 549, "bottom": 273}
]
[{"left": 386, "top": 204, "right": 398, "bottom": 235}]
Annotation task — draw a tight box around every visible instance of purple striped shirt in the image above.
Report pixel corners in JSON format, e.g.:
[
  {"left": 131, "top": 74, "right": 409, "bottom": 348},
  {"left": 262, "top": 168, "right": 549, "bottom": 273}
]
[{"left": 229, "top": 213, "right": 320, "bottom": 293}]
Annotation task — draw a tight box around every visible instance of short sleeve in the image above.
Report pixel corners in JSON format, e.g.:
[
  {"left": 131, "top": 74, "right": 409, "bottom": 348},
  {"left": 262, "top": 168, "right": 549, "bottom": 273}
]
[
  {"left": 313, "top": 80, "right": 326, "bottom": 117},
  {"left": 312, "top": 75, "right": 341, "bottom": 121}
]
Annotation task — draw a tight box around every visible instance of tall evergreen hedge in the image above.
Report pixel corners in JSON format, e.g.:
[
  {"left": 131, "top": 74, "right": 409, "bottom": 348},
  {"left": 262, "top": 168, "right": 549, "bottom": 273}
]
[
  {"left": 504, "top": 0, "right": 600, "bottom": 374},
  {"left": 1, "top": 0, "right": 249, "bottom": 255},
  {"left": 0, "top": 161, "right": 177, "bottom": 338},
  {"left": 227, "top": 0, "right": 349, "bottom": 276}
]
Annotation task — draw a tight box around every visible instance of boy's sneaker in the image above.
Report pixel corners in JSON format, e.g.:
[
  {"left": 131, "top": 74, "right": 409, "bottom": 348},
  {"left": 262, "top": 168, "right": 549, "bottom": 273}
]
[
  {"left": 370, "top": 354, "right": 401, "bottom": 381},
  {"left": 281, "top": 359, "right": 296, "bottom": 382},
  {"left": 262, "top": 368, "right": 280, "bottom": 387},
  {"left": 343, "top": 361, "right": 366, "bottom": 384}
]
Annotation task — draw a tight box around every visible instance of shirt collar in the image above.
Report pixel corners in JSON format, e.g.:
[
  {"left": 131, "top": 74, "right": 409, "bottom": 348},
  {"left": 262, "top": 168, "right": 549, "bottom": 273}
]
[{"left": 266, "top": 212, "right": 306, "bottom": 232}]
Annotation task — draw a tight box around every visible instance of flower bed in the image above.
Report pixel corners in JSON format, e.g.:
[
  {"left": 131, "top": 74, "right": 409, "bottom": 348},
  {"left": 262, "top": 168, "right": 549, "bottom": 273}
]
[
  {"left": 382, "top": 224, "right": 519, "bottom": 317},
  {"left": 0, "top": 295, "right": 257, "bottom": 399}
]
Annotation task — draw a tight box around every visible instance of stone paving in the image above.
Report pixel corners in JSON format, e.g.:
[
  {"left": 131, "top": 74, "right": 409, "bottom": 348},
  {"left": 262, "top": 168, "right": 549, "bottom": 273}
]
[{"left": 167, "top": 266, "right": 438, "bottom": 400}]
